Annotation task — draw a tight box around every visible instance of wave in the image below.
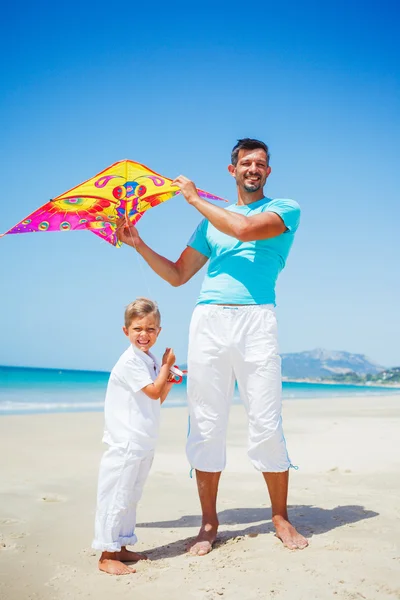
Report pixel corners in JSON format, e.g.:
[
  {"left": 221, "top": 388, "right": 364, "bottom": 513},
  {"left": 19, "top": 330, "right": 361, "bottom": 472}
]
[
  {"left": 0, "top": 400, "right": 105, "bottom": 413},
  {"left": 0, "top": 379, "right": 398, "bottom": 415},
  {"left": 0, "top": 396, "right": 188, "bottom": 414}
]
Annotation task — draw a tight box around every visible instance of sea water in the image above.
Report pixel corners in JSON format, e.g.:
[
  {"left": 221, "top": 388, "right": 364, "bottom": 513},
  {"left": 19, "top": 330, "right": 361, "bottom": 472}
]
[{"left": 0, "top": 365, "right": 399, "bottom": 415}]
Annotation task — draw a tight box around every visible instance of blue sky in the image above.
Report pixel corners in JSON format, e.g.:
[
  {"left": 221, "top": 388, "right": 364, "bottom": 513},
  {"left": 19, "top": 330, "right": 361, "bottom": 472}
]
[{"left": 1, "top": 0, "right": 399, "bottom": 370}]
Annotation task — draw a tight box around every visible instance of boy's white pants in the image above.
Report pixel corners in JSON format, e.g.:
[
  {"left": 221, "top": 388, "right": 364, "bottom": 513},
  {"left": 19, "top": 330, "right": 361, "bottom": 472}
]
[
  {"left": 92, "top": 444, "right": 153, "bottom": 552},
  {"left": 186, "top": 304, "right": 291, "bottom": 473}
]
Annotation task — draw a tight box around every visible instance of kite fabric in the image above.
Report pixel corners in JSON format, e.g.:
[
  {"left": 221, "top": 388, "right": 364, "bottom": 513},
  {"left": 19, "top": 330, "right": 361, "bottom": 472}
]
[{"left": 1, "top": 160, "right": 226, "bottom": 247}]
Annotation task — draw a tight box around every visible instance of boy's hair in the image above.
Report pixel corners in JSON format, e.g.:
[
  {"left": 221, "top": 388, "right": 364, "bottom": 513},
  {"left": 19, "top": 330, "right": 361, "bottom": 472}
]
[
  {"left": 231, "top": 138, "right": 270, "bottom": 166},
  {"left": 124, "top": 298, "right": 161, "bottom": 328}
]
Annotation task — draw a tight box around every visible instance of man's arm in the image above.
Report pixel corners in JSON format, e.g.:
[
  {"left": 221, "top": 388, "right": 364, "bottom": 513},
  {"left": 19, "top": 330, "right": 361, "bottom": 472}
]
[
  {"left": 187, "top": 197, "right": 286, "bottom": 242},
  {"left": 172, "top": 176, "right": 287, "bottom": 242},
  {"left": 117, "top": 223, "right": 208, "bottom": 286}
]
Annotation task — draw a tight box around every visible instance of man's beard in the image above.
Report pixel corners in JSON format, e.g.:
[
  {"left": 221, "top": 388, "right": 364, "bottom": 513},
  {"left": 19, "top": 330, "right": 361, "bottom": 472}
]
[
  {"left": 241, "top": 176, "right": 263, "bottom": 193},
  {"left": 243, "top": 182, "right": 262, "bottom": 192}
]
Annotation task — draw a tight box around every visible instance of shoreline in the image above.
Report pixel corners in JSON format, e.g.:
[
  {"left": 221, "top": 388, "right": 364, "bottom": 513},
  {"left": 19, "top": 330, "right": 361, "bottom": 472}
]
[
  {"left": 1, "top": 389, "right": 400, "bottom": 418},
  {"left": 282, "top": 378, "right": 400, "bottom": 388}
]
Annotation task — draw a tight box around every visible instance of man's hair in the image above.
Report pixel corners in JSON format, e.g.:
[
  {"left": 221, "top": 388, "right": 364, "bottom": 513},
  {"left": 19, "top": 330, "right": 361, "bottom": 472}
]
[
  {"left": 231, "top": 138, "right": 270, "bottom": 166},
  {"left": 124, "top": 297, "right": 161, "bottom": 328}
]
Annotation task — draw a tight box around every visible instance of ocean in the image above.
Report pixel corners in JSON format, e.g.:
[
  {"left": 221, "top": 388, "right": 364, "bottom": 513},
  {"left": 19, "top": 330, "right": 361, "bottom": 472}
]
[{"left": 1, "top": 365, "right": 399, "bottom": 416}]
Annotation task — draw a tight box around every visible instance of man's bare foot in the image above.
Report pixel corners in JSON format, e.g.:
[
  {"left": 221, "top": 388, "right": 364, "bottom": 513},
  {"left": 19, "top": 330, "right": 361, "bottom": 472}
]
[
  {"left": 272, "top": 515, "right": 308, "bottom": 550},
  {"left": 187, "top": 522, "right": 218, "bottom": 556}
]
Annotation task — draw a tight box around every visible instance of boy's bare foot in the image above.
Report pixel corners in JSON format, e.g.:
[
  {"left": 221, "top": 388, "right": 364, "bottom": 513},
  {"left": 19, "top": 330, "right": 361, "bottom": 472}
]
[
  {"left": 187, "top": 522, "right": 218, "bottom": 556},
  {"left": 98, "top": 548, "right": 147, "bottom": 575},
  {"left": 272, "top": 515, "right": 309, "bottom": 550},
  {"left": 99, "top": 556, "right": 135, "bottom": 575},
  {"left": 117, "top": 547, "right": 148, "bottom": 562}
]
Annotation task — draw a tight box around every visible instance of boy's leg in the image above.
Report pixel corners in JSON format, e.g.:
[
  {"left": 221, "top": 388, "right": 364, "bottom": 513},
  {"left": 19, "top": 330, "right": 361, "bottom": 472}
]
[
  {"left": 234, "top": 305, "right": 308, "bottom": 549},
  {"left": 117, "top": 451, "right": 154, "bottom": 561},
  {"left": 92, "top": 446, "right": 153, "bottom": 574},
  {"left": 186, "top": 305, "right": 235, "bottom": 555}
]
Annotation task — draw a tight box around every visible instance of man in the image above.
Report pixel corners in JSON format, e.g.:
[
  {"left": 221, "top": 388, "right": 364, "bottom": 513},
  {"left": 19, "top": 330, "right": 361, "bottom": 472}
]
[{"left": 118, "top": 138, "right": 308, "bottom": 555}]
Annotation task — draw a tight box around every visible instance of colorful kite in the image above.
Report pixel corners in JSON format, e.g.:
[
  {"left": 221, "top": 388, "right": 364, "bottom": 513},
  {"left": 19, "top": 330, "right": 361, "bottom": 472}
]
[{"left": 1, "top": 160, "right": 226, "bottom": 247}]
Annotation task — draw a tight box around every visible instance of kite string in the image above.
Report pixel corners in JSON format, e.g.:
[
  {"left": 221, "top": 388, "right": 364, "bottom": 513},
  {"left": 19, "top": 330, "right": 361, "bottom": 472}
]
[
  {"left": 125, "top": 218, "right": 153, "bottom": 299},
  {"left": 121, "top": 157, "right": 152, "bottom": 299}
]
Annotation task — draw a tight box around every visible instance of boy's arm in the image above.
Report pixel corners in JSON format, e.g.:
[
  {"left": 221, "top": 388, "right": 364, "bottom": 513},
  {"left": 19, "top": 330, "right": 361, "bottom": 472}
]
[
  {"left": 160, "top": 381, "right": 174, "bottom": 404},
  {"left": 141, "top": 347, "right": 176, "bottom": 401},
  {"left": 141, "top": 364, "right": 171, "bottom": 400}
]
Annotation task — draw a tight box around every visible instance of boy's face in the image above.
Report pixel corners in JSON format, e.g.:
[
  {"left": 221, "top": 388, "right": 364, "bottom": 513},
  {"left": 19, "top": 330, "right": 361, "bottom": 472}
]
[{"left": 123, "top": 314, "right": 161, "bottom": 354}]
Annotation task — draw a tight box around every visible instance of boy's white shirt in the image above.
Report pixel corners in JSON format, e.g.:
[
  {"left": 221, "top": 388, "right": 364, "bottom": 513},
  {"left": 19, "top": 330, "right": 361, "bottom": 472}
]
[{"left": 102, "top": 345, "right": 161, "bottom": 455}]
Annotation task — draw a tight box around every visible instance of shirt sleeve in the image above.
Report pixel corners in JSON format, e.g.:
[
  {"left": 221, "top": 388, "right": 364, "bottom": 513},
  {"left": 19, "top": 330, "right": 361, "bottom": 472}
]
[
  {"left": 264, "top": 199, "right": 301, "bottom": 232},
  {"left": 187, "top": 219, "right": 212, "bottom": 258},
  {"left": 122, "top": 357, "right": 154, "bottom": 393}
]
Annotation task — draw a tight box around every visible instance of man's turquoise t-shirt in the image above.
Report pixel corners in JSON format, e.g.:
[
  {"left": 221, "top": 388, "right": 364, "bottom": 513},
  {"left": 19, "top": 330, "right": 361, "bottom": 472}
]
[{"left": 187, "top": 197, "right": 300, "bottom": 306}]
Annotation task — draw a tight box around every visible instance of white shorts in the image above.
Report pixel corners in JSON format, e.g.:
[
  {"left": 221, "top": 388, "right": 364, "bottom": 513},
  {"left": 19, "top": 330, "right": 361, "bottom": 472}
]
[
  {"left": 92, "top": 444, "right": 154, "bottom": 552},
  {"left": 186, "top": 304, "right": 291, "bottom": 473}
]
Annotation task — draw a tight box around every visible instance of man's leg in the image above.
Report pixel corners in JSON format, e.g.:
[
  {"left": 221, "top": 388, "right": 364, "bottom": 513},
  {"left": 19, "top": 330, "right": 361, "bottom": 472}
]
[
  {"left": 186, "top": 305, "right": 234, "bottom": 556},
  {"left": 234, "top": 305, "right": 308, "bottom": 550},
  {"left": 263, "top": 470, "right": 308, "bottom": 549},
  {"left": 188, "top": 470, "right": 221, "bottom": 555}
]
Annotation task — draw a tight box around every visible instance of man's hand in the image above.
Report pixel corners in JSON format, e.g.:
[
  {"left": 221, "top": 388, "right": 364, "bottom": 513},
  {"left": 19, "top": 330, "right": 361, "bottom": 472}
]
[
  {"left": 172, "top": 175, "right": 200, "bottom": 205},
  {"left": 116, "top": 218, "right": 142, "bottom": 249},
  {"left": 162, "top": 347, "right": 176, "bottom": 369}
]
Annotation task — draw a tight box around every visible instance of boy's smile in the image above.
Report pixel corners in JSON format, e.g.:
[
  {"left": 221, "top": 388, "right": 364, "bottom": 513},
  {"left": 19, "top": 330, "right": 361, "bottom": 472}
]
[{"left": 123, "top": 314, "right": 161, "bottom": 354}]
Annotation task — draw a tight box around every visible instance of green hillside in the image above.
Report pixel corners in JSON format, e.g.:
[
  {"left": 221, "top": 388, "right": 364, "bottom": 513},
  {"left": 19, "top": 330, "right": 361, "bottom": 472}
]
[{"left": 323, "top": 367, "right": 400, "bottom": 385}]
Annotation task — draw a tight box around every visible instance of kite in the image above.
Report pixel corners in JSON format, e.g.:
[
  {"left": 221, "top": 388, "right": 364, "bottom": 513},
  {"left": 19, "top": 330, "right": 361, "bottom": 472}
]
[{"left": 1, "top": 160, "right": 226, "bottom": 247}]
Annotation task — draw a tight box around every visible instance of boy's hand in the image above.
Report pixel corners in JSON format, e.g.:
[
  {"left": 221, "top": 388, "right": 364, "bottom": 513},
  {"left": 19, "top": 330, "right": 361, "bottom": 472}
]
[
  {"left": 162, "top": 347, "right": 176, "bottom": 369},
  {"left": 116, "top": 218, "right": 143, "bottom": 249}
]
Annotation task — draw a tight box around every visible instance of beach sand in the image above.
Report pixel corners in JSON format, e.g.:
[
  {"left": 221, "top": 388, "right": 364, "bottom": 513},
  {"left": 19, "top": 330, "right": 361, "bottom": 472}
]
[{"left": 1, "top": 396, "right": 400, "bottom": 600}]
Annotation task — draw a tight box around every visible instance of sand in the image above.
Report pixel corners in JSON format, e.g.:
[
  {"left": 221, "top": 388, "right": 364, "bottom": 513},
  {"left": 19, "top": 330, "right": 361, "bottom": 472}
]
[{"left": 1, "top": 395, "right": 400, "bottom": 600}]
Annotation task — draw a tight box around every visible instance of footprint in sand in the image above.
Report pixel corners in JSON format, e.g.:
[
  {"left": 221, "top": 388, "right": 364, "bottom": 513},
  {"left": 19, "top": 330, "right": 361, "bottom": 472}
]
[
  {"left": 0, "top": 540, "right": 24, "bottom": 552},
  {"left": 0, "top": 518, "right": 25, "bottom": 525},
  {"left": 40, "top": 494, "right": 67, "bottom": 503},
  {"left": 79, "top": 548, "right": 97, "bottom": 557},
  {"left": 9, "top": 531, "right": 29, "bottom": 539}
]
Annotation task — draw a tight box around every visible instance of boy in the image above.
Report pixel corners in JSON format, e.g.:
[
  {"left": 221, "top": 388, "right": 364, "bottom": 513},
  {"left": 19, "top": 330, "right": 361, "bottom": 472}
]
[{"left": 92, "top": 297, "right": 176, "bottom": 575}]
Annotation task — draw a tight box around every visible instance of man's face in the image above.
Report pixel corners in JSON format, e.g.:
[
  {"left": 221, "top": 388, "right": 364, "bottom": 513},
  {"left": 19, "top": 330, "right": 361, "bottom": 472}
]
[
  {"left": 123, "top": 314, "right": 161, "bottom": 354},
  {"left": 228, "top": 148, "right": 271, "bottom": 193}
]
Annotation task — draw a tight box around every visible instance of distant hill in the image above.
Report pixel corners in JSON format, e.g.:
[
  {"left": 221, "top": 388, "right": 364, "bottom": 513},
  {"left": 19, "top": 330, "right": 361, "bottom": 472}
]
[
  {"left": 323, "top": 367, "right": 400, "bottom": 385},
  {"left": 281, "top": 348, "right": 384, "bottom": 379},
  {"left": 371, "top": 366, "right": 400, "bottom": 384},
  {"left": 180, "top": 349, "right": 390, "bottom": 382}
]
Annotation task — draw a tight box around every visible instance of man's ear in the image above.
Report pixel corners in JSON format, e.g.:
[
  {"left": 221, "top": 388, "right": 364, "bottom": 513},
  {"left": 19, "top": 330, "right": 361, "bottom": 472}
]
[
  {"left": 156, "top": 326, "right": 162, "bottom": 339},
  {"left": 228, "top": 164, "right": 236, "bottom": 177},
  {"left": 122, "top": 326, "right": 129, "bottom": 337}
]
